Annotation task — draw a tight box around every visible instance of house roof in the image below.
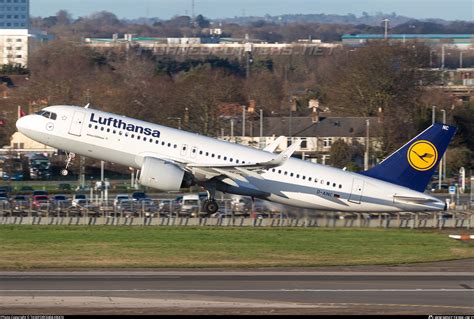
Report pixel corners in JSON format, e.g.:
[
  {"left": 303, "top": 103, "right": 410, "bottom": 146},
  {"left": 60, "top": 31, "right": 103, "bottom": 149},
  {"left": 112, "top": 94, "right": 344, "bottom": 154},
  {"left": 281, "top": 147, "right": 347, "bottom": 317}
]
[{"left": 231, "top": 116, "right": 381, "bottom": 138}]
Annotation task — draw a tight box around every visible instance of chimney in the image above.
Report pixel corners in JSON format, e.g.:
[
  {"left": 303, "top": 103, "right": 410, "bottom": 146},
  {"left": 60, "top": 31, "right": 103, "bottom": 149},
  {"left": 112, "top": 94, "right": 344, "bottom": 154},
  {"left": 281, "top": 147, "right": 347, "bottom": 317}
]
[{"left": 309, "top": 99, "right": 320, "bottom": 123}]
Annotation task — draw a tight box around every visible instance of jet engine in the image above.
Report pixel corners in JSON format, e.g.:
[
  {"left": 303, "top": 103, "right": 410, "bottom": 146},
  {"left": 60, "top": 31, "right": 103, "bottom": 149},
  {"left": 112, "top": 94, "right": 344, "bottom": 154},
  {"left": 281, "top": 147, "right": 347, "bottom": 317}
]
[{"left": 138, "top": 157, "right": 193, "bottom": 191}]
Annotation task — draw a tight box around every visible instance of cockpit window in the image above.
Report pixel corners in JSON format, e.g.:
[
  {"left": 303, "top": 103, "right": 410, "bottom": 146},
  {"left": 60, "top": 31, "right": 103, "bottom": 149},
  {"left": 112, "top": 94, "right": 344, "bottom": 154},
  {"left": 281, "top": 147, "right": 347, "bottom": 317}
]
[{"left": 35, "top": 111, "right": 57, "bottom": 120}]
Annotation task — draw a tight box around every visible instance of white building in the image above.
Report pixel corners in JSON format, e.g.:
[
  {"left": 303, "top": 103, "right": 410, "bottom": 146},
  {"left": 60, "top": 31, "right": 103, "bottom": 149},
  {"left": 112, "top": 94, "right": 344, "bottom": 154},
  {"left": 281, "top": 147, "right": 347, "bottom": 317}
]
[
  {"left": 5, "top": 131, "right": 56, "bottom": 155},
  {"left": 0, "top": 28, "right": 28, "bottom": 66}
]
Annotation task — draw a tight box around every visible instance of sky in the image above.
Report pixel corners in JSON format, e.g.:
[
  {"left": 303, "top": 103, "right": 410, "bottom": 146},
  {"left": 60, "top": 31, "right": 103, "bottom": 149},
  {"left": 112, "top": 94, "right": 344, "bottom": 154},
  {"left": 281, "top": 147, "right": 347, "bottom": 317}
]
[{"left": 31, "top": 0, "right": 474, "bottom": 21}]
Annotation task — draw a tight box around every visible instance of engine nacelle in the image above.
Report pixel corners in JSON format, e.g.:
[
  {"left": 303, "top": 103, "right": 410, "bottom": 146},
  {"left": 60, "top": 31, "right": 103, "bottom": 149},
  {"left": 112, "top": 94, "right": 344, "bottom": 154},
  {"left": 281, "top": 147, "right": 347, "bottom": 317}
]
[{"left": 138, "top": 157, "right": 192, "bottom": 191}]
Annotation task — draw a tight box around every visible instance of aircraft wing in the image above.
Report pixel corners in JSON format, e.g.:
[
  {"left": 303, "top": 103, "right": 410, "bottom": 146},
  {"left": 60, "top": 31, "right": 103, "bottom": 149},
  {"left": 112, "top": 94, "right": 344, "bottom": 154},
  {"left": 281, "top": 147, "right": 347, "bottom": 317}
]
[
  {"left": 187, "top": 140, "right": 301, "bottom": 181},
  {"left": 263, "top": 136, "right": 286, "bottom": 153}
]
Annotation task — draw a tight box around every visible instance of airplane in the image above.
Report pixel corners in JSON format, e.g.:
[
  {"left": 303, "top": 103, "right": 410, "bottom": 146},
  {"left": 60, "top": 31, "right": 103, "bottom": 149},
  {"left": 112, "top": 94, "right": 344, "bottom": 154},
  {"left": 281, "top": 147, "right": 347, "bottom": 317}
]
[{"left": 16, "top": 105, "right": 456, "bottom": 214}]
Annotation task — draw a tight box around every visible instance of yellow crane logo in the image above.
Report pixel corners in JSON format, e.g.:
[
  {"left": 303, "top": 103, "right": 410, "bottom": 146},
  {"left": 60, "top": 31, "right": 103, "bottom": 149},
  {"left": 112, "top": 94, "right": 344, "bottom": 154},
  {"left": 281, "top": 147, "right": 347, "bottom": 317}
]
[{"left": 407, "top": 140, "right": 438, "bottom": 171}]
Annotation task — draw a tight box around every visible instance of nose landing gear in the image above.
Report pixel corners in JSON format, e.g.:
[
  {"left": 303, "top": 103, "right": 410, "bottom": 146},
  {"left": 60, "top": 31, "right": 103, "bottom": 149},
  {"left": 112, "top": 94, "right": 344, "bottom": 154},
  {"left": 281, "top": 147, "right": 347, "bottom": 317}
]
[{"left": 61, "top": 152, "right": 76, "bottom": 176}]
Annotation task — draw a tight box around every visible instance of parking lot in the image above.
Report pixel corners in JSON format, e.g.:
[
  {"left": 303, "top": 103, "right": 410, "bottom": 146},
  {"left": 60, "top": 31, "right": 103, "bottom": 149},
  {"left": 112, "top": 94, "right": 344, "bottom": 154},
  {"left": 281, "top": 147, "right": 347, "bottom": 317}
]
[{"left": 0, "top": 189, "right": 472, "bottom": 229}]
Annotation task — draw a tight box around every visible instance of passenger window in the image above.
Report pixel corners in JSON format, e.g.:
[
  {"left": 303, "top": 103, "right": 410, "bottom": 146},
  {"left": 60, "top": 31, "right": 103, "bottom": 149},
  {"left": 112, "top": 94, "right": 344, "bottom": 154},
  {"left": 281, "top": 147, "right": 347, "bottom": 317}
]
[{"left": 50, "top": 112, "right": 57, "bottom": 120}]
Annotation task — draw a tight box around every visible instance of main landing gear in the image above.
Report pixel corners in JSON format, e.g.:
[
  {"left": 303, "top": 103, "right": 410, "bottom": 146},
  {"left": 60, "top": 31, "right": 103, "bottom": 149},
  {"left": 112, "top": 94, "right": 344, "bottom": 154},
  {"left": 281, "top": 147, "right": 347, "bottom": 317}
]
[
  {"left": 202, "top": 185, "right": 219, "bottom": 214},
  {"left": 202, "top": 199, "right": 219, "bottom": 214},
  {"left": 60, "top": 152, "right": 76, "bottom": 176}
]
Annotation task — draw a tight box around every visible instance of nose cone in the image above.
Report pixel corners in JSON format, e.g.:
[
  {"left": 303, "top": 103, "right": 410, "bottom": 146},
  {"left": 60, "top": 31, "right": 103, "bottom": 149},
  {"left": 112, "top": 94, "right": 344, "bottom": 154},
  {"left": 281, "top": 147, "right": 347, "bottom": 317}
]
[{"left": 16, "top": 115, "right": 34, "bottom": 136}]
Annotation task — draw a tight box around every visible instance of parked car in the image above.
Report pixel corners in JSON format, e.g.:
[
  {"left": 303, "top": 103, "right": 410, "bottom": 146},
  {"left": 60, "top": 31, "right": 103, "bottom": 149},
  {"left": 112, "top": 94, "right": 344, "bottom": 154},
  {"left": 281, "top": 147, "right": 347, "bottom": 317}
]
[
  {"left": 11, "top": 195, "right": 29, "bottom": 213},
  {"left": 115, "top": 199, "right": 136, "bottom": 216},
  {"left": 51, "top": 194, "right": 70, "bottom": 209},
  {"left": 158, "top": 198, "right": 180, "bottom": 215},
  {"left": 72, "top": 194, "right": 88, "bottom": 207},
  {"left": 136, "top": 198, "right": 157, "bottom": 214},
  {"left": 131, "top": 191, "right": 150, "bottom": 201},
  {"left": 113, "top": 194, "right": 130, "bottom": 207},
  {"left": 0, "top": 193, "right": 10, "bottom": 207},
  {"left": 33, "top": 190, "right": 49, "bottom": 196},
  {"left": 32, "top": 195, "right": 49, "bottom": 210}
]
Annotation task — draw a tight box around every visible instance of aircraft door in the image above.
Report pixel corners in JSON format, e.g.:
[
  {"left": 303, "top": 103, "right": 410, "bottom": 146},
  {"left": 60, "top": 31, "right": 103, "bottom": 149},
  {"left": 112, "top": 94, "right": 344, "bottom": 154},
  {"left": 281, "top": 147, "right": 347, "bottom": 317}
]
[
  {"left": 348, "top": 178, "right": 364, "bottom": 204},
  {"left": 68, "top": 111, "right": 86, "bottom": 137}
]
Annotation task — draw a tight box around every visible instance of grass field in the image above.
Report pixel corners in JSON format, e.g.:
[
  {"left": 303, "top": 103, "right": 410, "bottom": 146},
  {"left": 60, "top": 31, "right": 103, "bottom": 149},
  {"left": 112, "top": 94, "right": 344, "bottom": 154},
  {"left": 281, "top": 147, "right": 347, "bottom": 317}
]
[{"left": 0, "top": 226, "right": 473, "bottom": 269}]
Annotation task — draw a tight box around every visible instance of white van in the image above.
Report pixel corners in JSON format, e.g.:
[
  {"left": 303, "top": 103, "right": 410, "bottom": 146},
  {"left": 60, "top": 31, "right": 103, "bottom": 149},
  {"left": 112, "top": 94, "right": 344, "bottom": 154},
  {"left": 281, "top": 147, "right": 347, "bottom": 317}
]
[{"left": 179, "top": 194, "right": 201, "bottom": 217}]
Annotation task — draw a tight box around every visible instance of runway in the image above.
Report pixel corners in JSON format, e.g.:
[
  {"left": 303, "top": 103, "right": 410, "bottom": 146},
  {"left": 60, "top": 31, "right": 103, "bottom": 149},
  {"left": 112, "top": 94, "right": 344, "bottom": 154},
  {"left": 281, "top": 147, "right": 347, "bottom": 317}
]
[{"left": 1, "top": 268, "right": 473, "bottom": 315}]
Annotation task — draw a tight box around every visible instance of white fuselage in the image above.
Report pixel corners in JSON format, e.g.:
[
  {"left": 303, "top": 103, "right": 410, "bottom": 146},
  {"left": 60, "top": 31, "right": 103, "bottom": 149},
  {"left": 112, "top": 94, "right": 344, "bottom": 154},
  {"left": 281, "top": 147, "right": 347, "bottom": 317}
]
[{"left": 16, "top": 105, "right": 445, "bottom": 212}]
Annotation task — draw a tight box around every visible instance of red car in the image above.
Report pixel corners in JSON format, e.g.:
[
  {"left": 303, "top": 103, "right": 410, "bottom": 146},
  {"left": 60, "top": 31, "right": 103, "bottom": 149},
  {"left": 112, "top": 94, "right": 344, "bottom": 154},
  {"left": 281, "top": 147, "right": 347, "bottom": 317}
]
[{"left": 32, "top": 195, "right": 49, "bottom": 210}]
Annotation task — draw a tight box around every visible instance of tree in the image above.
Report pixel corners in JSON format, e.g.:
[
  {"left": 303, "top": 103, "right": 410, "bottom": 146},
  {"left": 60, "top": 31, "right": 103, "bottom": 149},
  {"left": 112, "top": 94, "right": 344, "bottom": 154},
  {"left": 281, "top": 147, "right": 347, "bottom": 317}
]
[
  {"left": 195, "top": 15, "right": 210, "bottom": 28},
  {"left": 329, "top": 139, "right": 352, "bottom": 168},
  {"left": 56, "top": 10, "right": 72, "bottom": 25},
  {"left": 171, "top": 66, "right": 244, "bottom": 135},
  {"left": 317, "top": 43, "right": 434, "bottom": 155}
]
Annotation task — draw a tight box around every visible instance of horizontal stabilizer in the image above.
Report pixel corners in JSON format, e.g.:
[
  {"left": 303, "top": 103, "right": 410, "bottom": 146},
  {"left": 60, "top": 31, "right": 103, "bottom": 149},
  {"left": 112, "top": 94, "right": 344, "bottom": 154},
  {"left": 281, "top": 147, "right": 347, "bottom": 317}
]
[{"left": 393, "top": 195, "right": 438, "bottom": 203}]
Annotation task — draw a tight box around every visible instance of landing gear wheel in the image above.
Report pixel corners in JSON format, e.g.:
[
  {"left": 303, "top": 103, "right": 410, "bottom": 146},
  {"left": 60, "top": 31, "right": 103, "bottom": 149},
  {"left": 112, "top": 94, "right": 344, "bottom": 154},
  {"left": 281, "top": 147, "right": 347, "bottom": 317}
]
[
  {"left": 61, "top": 152, "right": 75, "bottom": 177},
  {"left": 204, "top": 199, "right": 219, "bottom": 214}
]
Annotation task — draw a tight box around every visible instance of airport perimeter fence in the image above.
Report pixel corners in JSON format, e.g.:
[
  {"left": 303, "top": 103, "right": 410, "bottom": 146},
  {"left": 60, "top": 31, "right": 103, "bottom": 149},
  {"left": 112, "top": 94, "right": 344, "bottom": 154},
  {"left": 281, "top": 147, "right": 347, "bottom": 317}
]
[{"left": 0, "top": 200, "right": 472, "bottom": 229}]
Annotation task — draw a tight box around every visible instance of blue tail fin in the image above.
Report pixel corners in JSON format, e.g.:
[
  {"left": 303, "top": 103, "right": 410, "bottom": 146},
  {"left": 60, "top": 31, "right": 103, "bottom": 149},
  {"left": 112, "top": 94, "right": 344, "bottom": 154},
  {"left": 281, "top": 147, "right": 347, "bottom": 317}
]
[{"left": 360, "top": 123, "right": 456, "bottom": 192}]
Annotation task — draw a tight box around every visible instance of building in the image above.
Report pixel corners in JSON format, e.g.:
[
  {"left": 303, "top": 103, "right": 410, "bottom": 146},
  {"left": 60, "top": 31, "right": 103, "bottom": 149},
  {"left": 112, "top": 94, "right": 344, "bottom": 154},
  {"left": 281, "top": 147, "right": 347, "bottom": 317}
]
[
  {"left": 342, "top": 34, "right": 474, "bottom": 49},
  {"left": 0, "top": 0, "right": 29, "bottom": 29},
  {"left": 84, "top": 34, "right": 340, "bottom": 57},
  {"left": 0, "top": 0, "right": 29, "bottom": 66},
  {"left": 220, "top": 115, "right": 382, "bottom": 166},
  {"left": 7, "top": 131, "right": 56, "bottom": 155}
]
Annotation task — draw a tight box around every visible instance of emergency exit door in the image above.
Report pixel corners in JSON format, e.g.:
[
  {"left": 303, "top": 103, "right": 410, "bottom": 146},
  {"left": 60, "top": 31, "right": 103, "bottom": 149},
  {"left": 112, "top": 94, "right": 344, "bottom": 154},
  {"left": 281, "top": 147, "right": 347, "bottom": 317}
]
[
  {"left": 69, "top": 111, "right": 86, "bottom": 137},
  {"left": 348, "top": 178, "right": 365, "bottom": 204}
]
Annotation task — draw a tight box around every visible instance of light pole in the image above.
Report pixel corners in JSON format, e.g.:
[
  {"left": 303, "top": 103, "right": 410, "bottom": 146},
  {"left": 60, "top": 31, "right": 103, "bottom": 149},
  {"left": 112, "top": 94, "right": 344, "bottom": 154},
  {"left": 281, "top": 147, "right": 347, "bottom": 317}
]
[
  {"left": 242, "top": 105, "right": 246, "bottom": 138},
  {"left": 438, "top": 109, "right": 446, "bottom": 190},
  {"left": 442, "top": 109, "right": 446, "bottom": 180},
  {"left": 364, "top": 119, "right": 370, "bottom": 171},
  {"left": 382, "top": 19, "right": 390, "bottom": 40},
  {"left": 432, "top": 105, "right": 436, "bottom": 124},
  {"left": 459, "top": 51, "right": 463, "bottom": 68},
  {"left": 259, "top": 109, "right": 264, "bottom": 149}
]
